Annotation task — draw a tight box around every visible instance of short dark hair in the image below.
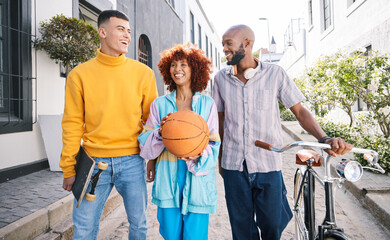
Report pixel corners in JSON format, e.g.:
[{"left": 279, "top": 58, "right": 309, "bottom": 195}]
[{"left": 98, "top": 10, "right": 129, "bottom": 28}]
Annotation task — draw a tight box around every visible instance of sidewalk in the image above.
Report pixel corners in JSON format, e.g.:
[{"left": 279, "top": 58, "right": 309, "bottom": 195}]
[{"left": 0, "top": 121, "right": 389, "bottom": 239}]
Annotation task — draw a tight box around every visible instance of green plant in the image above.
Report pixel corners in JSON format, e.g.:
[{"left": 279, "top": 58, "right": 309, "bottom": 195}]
[
  {"left": 316, "top": 117, "right": 390, "bottom": 174},
  {"left": 280, "top": 109, "right": 296, "bottom": 121},
  {"left": 296, "top": 50, "right": 389, "bottom": 136},
  {"left": 35, "top": 14, "right": 100, "bottom": 76}
]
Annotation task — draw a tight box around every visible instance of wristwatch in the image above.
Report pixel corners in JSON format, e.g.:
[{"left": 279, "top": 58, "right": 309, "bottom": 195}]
[{"left": 318, "top": 136, "right": 332, "bottom": 143}]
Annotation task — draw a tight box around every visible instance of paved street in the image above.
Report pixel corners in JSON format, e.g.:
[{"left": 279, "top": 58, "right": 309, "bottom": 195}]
[
  {"left": 100, "top": 130, "right": 390, "bottom": 239},
  {"left": 0, "top": 169, "right": 69, "bottom": 229}
]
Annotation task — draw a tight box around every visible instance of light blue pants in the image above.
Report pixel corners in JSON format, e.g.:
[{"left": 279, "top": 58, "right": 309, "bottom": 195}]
[
  {"left": 156, "top": 160, "right": 209, "bottom": 240},
  {"left": 157, "top": 207, "right": 209, "bottom": 240},
  {"left": 72, "top": 154, "right": 147, "bottom": 240}
]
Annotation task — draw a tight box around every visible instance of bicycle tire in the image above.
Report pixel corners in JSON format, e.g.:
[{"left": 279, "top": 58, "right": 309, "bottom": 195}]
[
  {"left": 317, "top": 230, "right": 348, "bottom": 240},
  {"left": 294, "top": 167, "right": 309, "bottom": 240}
]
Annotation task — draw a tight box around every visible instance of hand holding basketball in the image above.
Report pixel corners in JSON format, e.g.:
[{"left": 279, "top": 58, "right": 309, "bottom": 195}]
[
  {"left": 179, "top": 154, "right": 201, "bottom": 161},
  {"left": 159, "top": 113, "right": 173, "bottom": 136},
  {"left": 161, "top": 110, "right": 209, "bottom": 158}
]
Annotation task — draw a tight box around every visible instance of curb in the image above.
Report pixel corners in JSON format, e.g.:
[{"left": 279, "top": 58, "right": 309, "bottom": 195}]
[{"left": 0, "top": 189, "right": 122, "bottom": 240}]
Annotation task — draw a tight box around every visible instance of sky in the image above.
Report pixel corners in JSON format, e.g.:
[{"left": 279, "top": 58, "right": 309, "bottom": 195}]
[{"left": 197, "top": 0, "right": 305, "bottom": 53}]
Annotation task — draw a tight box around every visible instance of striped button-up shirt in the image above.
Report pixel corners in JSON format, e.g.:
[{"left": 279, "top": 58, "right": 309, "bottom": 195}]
[{"left": 213, "top": 62, "right": 305, "bottom": 173}]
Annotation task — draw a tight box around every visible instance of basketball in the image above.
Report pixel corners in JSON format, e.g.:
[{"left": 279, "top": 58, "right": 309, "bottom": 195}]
[{"left": 161, "top": 110, "right": 209, "bottom": 158}]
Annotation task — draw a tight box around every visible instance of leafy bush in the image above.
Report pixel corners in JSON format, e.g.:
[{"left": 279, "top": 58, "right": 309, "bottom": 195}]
[
  {"left": 316, "top": 117, "right": 389, "bottom": 174},
  {"left": 35, "top": 14, "right": 100, "bottom": 75},
  {"left": 280, "top": 109, "right": 296, "bottom": 121},
  {"left": 295, "top": 51, "right": 390, "bottom": 133},
  {"left": 279, "top": 102, "right": 296, "bottom": 121}
]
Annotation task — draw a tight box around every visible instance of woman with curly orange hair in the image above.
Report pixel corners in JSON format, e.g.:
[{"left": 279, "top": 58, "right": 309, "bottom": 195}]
[{"left": 138, "top": 43, "right": 221, "bottom": 239}]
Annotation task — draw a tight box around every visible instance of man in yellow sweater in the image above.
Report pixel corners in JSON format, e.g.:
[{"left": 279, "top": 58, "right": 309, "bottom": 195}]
[{"left": 60, "top": 10, "right": 158, "bottom": 239}]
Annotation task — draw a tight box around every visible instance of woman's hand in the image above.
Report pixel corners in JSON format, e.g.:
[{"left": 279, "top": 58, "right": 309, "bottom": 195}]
[
  {"left": 146, "top": 160, "right": 156, "bottom": 182},
  {"left": 158, "top": 113, "right": 173, "bottom": 136},
  {"left": 179, "top": 154, "right": 201, "bottom": 161}
]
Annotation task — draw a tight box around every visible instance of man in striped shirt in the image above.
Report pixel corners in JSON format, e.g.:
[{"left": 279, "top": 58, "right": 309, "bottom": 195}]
[{"left": 213, "top": 25, "right": 352, "bottom": 240}]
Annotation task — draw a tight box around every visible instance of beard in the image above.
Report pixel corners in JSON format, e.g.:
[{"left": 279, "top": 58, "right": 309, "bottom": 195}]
[{"left": 227, "top": 44, "right": 245, "bottom": 65}]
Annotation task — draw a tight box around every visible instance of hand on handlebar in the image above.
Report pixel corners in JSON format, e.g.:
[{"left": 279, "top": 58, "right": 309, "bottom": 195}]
[{"left": 324, "top": 137, "right": 353, "bottom": 157}]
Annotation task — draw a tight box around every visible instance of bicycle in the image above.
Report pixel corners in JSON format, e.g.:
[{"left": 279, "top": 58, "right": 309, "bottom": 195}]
[{"left": 254, "top": 140, "right": 385, "bottom": 240}]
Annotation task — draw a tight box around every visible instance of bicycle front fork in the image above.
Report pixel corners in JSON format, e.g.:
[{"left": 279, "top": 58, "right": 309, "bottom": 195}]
[{"left": 318, "top": 225, "right": 347, "bottom": 240}]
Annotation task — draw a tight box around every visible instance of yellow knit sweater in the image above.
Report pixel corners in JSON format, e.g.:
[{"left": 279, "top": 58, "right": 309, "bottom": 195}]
[{"left": 60, "top": 49, "right": 158, "bottom": 178}]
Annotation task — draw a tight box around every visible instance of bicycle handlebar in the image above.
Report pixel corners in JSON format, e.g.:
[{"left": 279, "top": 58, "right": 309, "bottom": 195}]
[{"left": 254, "top": 140, "right": 385, "bottom": 174}]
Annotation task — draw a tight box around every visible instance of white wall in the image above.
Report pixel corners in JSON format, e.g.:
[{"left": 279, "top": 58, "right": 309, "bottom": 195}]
[
  {"left": 280, "top": 0, "right": 390, "bottom": 78},
  {"left": 278, "top": 0, "right": 390, "bottom": 121},
  {"left": 175, "top": 0, "right": 221, "bottom": 96},
  {"left": 306, "top": 0, "right": 390, "bottom": 65},
  {"left": 0, "top": 0, "right": 72, "bottom": 170}
]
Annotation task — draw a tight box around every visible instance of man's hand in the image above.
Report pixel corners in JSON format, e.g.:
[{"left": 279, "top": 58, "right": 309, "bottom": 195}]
[
  {"left": 325, "top": 137, "right": 353, "bottom": 157},
  {"left": 63, "top": 176, "right": 76, "bottom": 192},
  {"left": 146, "top": 160, "right": 156, "bottom": 182}
]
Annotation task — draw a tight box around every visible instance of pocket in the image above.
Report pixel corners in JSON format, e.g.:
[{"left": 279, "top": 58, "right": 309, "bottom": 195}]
[
  {"left": 189, "top": 173, "right": 217, "bottom": 206},
  {"left": 153, "top": 163, "right": 175, "bottom": 201}
]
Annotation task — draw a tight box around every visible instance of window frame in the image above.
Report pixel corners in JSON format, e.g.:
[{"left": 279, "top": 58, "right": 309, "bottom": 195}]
[
  {"left": 319, "top": 0, "right": 334, "bottom": 40},
  {"left": 0, "top": 0, "right": 33, "bottom": 134},
  {"left": 198, "top": 24, "right": 202, "bottom": 49},
  {"left": 205, "top": 35, "right": 209, "bottom": 57},
  {"left": 307, "top": 0, "right": 313, "bottom": 31},
  {"left": 190, "top": 11, "right": 195, "bottom": 44}
]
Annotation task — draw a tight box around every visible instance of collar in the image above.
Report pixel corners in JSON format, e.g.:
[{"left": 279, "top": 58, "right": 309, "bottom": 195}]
[
  {"left": 227, "top": 58, "right": 261, "bottom": 76},
  {"left": 166, "top": 90, "right": 201, "bottom": 110},
  {"left": 96, "top": 48, "right": 126, "bottom": 66}
]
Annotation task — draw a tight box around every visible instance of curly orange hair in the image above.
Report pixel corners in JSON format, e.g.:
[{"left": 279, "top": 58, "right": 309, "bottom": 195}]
[{"left": 158, "top": 43, "right": 213, "bottom": 93}]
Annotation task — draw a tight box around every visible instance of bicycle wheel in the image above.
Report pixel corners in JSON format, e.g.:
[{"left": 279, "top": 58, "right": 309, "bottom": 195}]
[
  {"left": 319, "top": 230, "right": 348, "bottom": 240},
  {"left": 294, "top": 167, "right": 316, "bottom": 240},
  {"left": 294, "top": 167, "right": 309, "bottom": 240}
]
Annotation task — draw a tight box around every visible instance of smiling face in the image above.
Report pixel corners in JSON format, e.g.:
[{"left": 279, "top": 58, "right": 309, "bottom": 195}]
[
  {"left": 170, "top": 59, "right": 192, "bottom": 88},
  {"left": 222, "top": 30, "right": 246, "bottom": 65},
  {"left": 99, "top": 17, "right": 131, "bottom": 57}
]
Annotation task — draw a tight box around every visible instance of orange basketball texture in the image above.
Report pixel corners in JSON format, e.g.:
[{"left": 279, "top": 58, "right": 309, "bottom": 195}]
[{"left": 161, "top": 110, "right": 209, "bottom": 158}]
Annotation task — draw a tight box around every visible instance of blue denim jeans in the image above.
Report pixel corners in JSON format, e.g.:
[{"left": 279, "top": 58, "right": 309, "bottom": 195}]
[
  {"left": 223, "top": 162, "right": 292, "bottom": 240},
  {"left": 72, "top": 154, "right": 147, "bottom": 240}
]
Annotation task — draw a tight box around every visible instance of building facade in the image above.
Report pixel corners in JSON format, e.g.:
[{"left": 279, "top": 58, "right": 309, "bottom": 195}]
[
  {"left": 278, "top": 0, "right": 390, "bottom": 116},
  {"left": 174, "top": 0, "right": 221, "bottom": 96},
  {"left": 0, "top": 0, "right": 183, "bottom": 181},
  {"left": 279, "top": 0, "right": 390, "bottom": 76}
]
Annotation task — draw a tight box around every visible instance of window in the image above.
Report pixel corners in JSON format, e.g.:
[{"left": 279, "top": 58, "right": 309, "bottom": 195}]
[
  {"left": 323, "top": 0, "right": 331, "bottom": 31},
  {"left": 210, "top": 43, "right": 213, "bottom": 61},
  {"left": 308, "top": 0, "right": 313, "bottom": 27},
  {"left": 167, "top": 0, "right": 175, "bottom": 9},
  {"left": 138, "top": 34, "right": 152, "bottom": 68},
  {"left": 357, "top": 45, "right": 371, "bottom": 111},
  {"left": 0, "top": 0, "right": 33, "bottom": 134},
  {"left": 79, "top": 3, "right": 98, "bottom": 29},
  {"left": 205, "top": 35, "right": 209, "bottom": 56},
  {"left": 190, "top": 11, "right": 194, "bottom": 44},
  {"left": 198, "top": 24, "right": 202, "bottom": 49},
  {"left": 218, "top": 52, "right": 220, "bottom": 69},
  {"left": 346, "top": 0, "right": 367, "bottom": 17},
  {"left": 215, "top": 48, "right": 217, "bottom": 67}
]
